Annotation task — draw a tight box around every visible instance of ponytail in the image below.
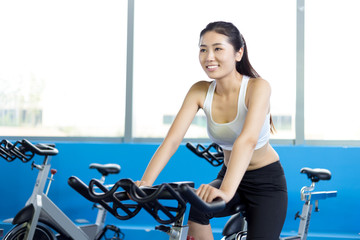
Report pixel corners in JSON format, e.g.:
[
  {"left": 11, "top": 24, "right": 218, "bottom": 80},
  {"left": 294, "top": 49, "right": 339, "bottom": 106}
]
[{"left": 236, "top": 35, "right": 260, "bottom": 78}]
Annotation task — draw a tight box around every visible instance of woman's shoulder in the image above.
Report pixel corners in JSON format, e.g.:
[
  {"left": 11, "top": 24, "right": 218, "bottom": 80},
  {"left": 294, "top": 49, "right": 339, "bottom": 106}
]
[
  {"left": 247, "top": 77, "right": 271, "bottom": 92},
  {"left": 192, "top": 80, "right": 213, "bottom": 88},
  {"left": 245, "top": 77, "right": 271, "bottom": 104},
  {"left": 189, "top": 80, "right": 213, "bottom": 94},
  {"left": 186, "top": 80, "right": 213, "bottom": 108}
]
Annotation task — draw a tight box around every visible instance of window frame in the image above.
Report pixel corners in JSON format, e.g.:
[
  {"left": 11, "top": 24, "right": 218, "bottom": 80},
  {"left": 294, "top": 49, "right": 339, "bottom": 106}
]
[{"left": 2, "top": 0, "right": 359, "bottom": 147}]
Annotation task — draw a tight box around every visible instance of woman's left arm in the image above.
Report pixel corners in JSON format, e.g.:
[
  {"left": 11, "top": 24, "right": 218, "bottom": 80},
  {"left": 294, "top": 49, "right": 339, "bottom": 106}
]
[{"left": 196, "top": 78, "right": 271, "bottom": 203}]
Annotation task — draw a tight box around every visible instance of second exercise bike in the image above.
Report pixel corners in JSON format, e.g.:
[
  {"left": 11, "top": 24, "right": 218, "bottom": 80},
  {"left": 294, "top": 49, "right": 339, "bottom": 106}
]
[{"left": 0, "top": 139, "right": 124, "bottom": 240}]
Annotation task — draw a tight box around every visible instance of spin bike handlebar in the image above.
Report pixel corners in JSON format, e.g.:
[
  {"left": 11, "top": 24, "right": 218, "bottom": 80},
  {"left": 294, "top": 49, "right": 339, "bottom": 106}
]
[
  {"left": 20, "top": 139, "right": 58, "bottom": 156},
  {"left": 0, "top": 139, "right": 58, "bottom": 163},
  {"left": 186, "top": 142, "right": 224, "bottom": 166},
  {"left": 68, "top": 176, "right": 226, "bottom": 225}
]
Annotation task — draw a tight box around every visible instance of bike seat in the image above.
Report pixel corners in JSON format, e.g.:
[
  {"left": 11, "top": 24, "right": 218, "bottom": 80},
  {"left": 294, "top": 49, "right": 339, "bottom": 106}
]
[
  {"left": 222, "top": 204, "right": 246, "bottom": 236},
  {"left": 90, "top": 163, "right": 121, "bottom": 176},
  {"left": 301, "top": 167, "right": 331, "bottom": 182}
]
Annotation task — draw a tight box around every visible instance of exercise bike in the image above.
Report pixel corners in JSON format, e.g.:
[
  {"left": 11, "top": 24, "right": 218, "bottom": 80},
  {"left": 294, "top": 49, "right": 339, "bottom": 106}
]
[
  {"left": 186, "top": 142, "right": 338, "bottom": 240},
  {"left": 68, "top": 142, "right": 337, "bottom": 240},
  {"left": 68, "top": 174, "right": 226, "bottom": 240},
  {"left": 0, "top": 139, "right": 124, "bottom": 240}
]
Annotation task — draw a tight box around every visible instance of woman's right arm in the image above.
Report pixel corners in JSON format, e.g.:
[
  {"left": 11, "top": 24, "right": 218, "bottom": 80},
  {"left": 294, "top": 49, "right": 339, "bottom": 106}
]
[{"left": 138, "top": 81, "right": 208, "bottom": 186}]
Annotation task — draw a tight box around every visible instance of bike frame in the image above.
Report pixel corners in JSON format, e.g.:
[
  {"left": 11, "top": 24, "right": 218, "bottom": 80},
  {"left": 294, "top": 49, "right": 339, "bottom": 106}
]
[
  {"left": 13, "top": 155, "right": 107, "bottom": 240},
  {"left": 281, "top": 186, "right": 337, "bottom": 240},
  {"left": 163, "top": 188, "right": 337, "bottom": 240},
  {"left": 150, "top": 180, "right": 336, "bottom": 240},
  {"left": 167, "top": 209, "right": 190, "bottom": 240}
]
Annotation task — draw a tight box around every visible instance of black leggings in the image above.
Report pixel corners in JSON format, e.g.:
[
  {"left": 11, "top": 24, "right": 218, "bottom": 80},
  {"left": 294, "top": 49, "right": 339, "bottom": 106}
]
[{"left": 188, "top": 161, "right": 288, "bottom": 240}]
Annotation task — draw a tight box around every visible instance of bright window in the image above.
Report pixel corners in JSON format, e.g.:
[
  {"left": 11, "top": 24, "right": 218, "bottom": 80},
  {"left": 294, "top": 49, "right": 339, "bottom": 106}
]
[
  {"left": 304, "top": 0, "right": 360, "bottom": 140},
  {"left": 0, "top": 0, "right": 127, "bottom": 137},
  {"left": 133, "top": 0, "right": 296, "bottom": 139}
]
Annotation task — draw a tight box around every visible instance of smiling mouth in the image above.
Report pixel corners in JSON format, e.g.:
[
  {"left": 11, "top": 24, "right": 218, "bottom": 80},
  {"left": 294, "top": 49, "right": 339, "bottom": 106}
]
[{"left": 207, "top": 65, "right": 219, "bottom": 69}]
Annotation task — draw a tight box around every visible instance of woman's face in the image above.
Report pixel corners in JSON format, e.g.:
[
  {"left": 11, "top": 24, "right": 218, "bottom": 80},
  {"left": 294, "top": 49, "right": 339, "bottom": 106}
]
[{"left": 199, "top": 31, "right": 242, "bottom": 80}]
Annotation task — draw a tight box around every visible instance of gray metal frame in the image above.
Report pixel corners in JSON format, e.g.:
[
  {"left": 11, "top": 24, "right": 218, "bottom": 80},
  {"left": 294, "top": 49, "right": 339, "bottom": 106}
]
[
  {"left": 6, "top": 155, "right": 108, "bottom": 240},
  {"left": 2, "top": 0, "right": 359, "bottom": 147},
  {"left": 125, "top": 0, "right": 135, "bottom": 143},
  {"left": 296, "top": 0, "right": 305, "bottom": 146}
]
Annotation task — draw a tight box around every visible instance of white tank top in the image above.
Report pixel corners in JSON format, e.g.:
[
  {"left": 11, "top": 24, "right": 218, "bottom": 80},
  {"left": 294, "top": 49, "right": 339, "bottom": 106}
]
[{"left": 202, "top": 75, "right": 270, "bottom": 151}]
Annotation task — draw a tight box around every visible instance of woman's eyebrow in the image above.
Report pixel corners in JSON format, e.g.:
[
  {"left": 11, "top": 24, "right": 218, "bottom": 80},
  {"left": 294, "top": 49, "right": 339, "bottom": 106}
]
[{"left": 199, "top": 43, "right": 224, "bottom": 47}]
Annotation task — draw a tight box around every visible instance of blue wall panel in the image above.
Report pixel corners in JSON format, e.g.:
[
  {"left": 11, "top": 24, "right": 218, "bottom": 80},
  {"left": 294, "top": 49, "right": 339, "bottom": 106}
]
[{"left": 0, "top": 142, "right": 359, "bottom": 238}]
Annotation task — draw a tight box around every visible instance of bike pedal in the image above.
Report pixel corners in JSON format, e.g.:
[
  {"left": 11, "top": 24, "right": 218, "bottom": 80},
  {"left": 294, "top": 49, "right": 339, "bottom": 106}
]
[
  {"left": 104, "top": 225, "right": 125, "bottom": 240},
  {"left": 294, "top": 211, "right": 302, "bottom": 220},
  {"left": 155, "top": 225, "right": 171, "bottom": 233},
  {"left": 106, "top": 224, "right": 120, "bottom": 233}
]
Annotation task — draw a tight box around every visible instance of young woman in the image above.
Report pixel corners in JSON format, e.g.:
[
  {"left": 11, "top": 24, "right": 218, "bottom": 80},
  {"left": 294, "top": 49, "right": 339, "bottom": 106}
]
[{"left": 136, "top": 21, "right": 287, "bottom": 240}]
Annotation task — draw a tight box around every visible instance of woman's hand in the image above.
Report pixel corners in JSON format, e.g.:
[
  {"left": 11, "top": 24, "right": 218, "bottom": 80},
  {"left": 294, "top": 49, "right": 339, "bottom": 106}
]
[
  {"left": 127, "top": 180, "right": 151, "bottom": 200},
  {"left": 134, "top": 180, "right": 150, "bottom": 187},
  {"left": 196, "top": 184, "right": 232, "bottom": 203}
]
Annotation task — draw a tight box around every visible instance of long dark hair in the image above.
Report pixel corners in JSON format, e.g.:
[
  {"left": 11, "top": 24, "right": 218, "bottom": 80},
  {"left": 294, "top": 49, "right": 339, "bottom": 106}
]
[{"left": 200, "top": 21, "right": 276, "bottom": 133}]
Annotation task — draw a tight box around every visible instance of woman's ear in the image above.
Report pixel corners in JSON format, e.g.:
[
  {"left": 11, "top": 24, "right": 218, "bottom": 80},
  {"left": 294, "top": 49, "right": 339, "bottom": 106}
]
[{"left": 236, "top": 47, "right": 244, "bottom": 62}]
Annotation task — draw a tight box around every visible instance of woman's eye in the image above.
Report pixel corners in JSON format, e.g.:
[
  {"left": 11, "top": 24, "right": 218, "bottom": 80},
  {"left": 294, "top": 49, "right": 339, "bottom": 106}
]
[
  {"left": 200, "top": 49, "right": 206, "bottom": 53},
  {"left": 215, "top": 47, "right": 222, "bottom": 51}
]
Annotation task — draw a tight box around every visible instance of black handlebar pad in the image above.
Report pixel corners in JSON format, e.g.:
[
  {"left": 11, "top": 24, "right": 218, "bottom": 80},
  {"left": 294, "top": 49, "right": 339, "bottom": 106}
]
[
  {"left": 68, "top": 176, "right": 142, "bottom": 221},
  {"left": 186, "top": 142, "right": 224, "bottom": 167},
  {"left": 87, "top": 178, "right": 191, "bottom": 224},
  {"left": 125, "top": 181, "right": 188, "bottom": 224},
  {"left": 0, "top": 139, "right": 58, "bottom": 162},
  {"left": 0, "top": 140, "right": 18, "bottom": 162},
  {"left": 21, "top": 139, "right": 58, "bottom": 156},
  {"left": 69, "top": 176, "right": 226, "bottom": 225},
  {"left": 179, "top": 183, "right": 226, "bottom": 213}
]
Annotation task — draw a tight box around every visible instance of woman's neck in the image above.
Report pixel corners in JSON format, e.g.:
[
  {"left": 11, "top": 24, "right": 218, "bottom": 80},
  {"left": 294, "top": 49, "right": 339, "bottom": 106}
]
[{"left": 215, "top": 72, "right": 243, "bottom": 96}]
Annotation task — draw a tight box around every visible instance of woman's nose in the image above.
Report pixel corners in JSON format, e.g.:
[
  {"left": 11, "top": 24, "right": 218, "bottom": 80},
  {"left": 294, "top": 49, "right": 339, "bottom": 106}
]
[{"left": 206, "top": 50, "right": 215, "bottom": 61}]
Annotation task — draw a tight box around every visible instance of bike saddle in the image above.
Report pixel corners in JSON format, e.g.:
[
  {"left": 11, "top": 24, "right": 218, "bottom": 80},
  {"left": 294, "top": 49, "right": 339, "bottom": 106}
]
[
  {"left": 222, "top": 211, "right": 246, "bottom": 237},
  {"left": 90, "top": 163, "right": 121, "bottom": 176},
  {"left": 300, "top": 167, "right": 331, "bottom": 182},
  {"left": 222, "top": 204, "right": 246, "bottom": 237}
]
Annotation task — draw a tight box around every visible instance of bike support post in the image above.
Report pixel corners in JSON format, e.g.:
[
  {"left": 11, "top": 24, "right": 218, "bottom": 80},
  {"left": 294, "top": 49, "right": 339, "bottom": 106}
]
[
  {"left": 169, "top": 215, "right": 188, "bottom": 240},
  {"left": 297, "top": 201, "right": 312, "bottom": 240}
]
